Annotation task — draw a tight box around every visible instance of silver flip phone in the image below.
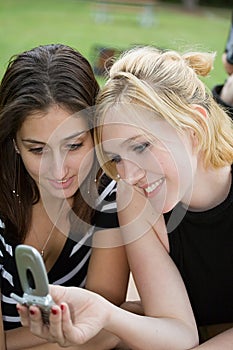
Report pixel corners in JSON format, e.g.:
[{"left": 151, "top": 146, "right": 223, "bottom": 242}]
[{"left": 10, "top": 244, "right": 55, "bottom": 324}]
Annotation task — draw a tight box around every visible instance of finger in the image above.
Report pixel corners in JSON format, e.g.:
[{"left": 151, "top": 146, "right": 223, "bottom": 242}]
[
  {"left": 17, "top": 304, "right": 30, "bottom": 327},
  {"left": 48, "top": 305, "right": 67, "bottom": 345},
  {"left": 61, "top": 302, "right": 102, "bottom": 345},
  {"left": 61, "top": 302, "right": 86, "bottom": 345},
  {"left": 28, "top": 305, "right": 50, "bottom": 339}
]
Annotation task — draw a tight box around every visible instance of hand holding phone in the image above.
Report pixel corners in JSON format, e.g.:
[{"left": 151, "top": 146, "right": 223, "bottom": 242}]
[{"left": 10, "top": 244, "right": 55, "bottom": 324}]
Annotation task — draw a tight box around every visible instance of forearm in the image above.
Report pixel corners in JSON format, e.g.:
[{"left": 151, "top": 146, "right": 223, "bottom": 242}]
[
  {"left": 0, "top": 300, "right": 6, "bottom": 350},
  {"left": 23, "top": 343, "right": 67, "bottom": 350},
  {"left": 0, "top": 327, "right": 5, "bottom": 350},
  {"left": 5, "top": 327, "right": 46, "bottom": 350},
  {"left": 24, "top": 329, "right": 121, "bottom": 350},
  {"left": 117, "top": 224, "right": 198, "bottom": 349},
  {"left": 0, "top": 340, "right": 5, "bottom": 350},
  {"left": 191, "top": 328, "right": 233, "bottom": 350},
  {"left": 7, "top": 326, "right": 121, "bottom": 350},
  {"left": 105, "top": 303, "right": 198, "bottom": 350}
]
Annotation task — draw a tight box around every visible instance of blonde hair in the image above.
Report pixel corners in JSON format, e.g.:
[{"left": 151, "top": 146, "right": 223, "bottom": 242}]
[{"left": 95, "top": 46, "right": 233, "bottom": 180}]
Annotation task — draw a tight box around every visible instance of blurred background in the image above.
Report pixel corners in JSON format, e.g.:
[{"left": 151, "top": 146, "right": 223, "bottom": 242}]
[{"left": 0, "top": 0, "right": 231, "bottom": 88}]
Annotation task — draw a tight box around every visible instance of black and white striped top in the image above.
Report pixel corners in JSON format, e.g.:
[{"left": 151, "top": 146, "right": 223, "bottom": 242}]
[{"left": 0, "top": 178, "right": 118, "bottom": 330}]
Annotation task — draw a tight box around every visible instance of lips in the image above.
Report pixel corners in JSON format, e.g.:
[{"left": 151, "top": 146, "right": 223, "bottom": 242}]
[
  {"left": 48, "top": 177, "right": 74, "bottom": 190},
  {"left": 57, "top": 179, "right": 68, "bottom": 183},
  {"left": 143, "top": 177, "right": 164, "bottom": 197}
]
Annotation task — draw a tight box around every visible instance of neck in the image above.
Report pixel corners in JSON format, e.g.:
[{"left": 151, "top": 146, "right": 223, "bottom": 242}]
[{"left": 182, "top": 163, "right": 231, "bottom": 212}]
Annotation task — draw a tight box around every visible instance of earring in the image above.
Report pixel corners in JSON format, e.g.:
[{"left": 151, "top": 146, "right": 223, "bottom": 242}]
[
  {"left": 12, "top": 143, "right": 21, "bottom": 204},
  {"left": 13, "top": 139, "right": 20, "bottom": 154},
  {"left": 116, "top": 174, "right": 121, "bottom": 180},
  {"left": 87, "top": 177, "right": 98, "bottom": 195}
]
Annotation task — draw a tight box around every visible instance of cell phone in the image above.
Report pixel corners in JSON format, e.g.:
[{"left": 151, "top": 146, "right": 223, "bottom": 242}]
[{"left": 10, "top": 244, "right": 55, "bottom": 324}]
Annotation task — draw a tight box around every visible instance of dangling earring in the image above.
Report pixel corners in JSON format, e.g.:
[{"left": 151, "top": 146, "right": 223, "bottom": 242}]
[
  {"left": 12, "top": 140, "right": 21, "bottom": 203},
  {"left": 87, "top": 177, "right": 98, "bottom": 195}
]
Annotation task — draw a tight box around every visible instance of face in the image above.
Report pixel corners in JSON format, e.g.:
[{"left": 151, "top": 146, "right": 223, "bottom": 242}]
[
  {"left": 16, "top": 105, "right": 94, "bottom": 201},
  {"left": 222, "top": 52, "right": 233, "bottom": 75},
  {"left": 101, "top": 105, "right": 196, "bottom": 213}
]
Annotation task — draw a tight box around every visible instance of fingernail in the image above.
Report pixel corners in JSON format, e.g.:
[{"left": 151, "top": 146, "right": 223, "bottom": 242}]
[
  {"left": 60, "top": 304, "right": 65, "bottom": 311},
  {"left": 30, "top": 310, "right": 35, "bottom": 315},
  {"left": 51, "top": 308, "right": 58, "bottom": 315}
]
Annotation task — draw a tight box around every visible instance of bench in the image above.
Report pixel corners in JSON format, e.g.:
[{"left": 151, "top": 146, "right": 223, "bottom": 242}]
[
  {"left": 91, "top": 0, "right": 156, "bottom": 26},
  {"left": 91, "top": 45, "right": 123, "bottom": 76}
]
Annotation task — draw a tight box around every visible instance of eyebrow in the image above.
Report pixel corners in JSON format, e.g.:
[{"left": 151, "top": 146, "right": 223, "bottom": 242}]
[
  {"left": 121, "top": 135, "right": 143, "bottom": 146},
  {"left": 22, "top": 130, "right": 87, "bottom": 144},
  {"left": 103, "top": 134, "right": 145, "bottom": 155}
]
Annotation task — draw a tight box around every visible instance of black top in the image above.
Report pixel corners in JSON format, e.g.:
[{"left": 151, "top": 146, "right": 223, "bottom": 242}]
[
  {"left": 212, "top": 84, "right": 233, "bottom": 119},
  {"left": 166, "top": 165, "right": 233, "bottom": 327}
]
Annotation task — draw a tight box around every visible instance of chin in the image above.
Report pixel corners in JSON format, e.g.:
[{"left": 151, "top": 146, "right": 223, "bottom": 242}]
[{"left": 161, "top": 198, "right": 180, "bottom": 214}]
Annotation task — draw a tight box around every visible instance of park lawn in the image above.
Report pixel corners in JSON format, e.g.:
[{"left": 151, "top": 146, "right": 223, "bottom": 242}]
[{"left": 0, "top": 0, "right": 231, "bottom": 88}]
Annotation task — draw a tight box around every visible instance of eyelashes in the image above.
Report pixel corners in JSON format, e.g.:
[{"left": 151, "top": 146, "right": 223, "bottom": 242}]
[
  {"left": 28, "top": 142, "right": 84, "bottom": 155},
  {"left": 132, "top": 141, "right": 150, "bottom": 153},
  {"left": 110, "top": 141, "right": 150, "bottom": 164},
  {"left": 66, "top": 142, "right": 84, "bottom": 151},
  {"left": 111, "top": 155, "right": 122, "bottom": 164},
  {"left": 28, "top": 147, "right": 43, "bottom": 155}
]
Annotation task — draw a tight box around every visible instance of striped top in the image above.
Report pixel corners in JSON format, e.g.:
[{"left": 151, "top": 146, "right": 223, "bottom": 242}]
[{"left": 0, "top": 178, "right": 118, "bottom": 330}]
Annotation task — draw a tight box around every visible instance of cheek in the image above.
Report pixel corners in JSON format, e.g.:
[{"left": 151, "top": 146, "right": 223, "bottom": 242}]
[
  {"left": 115, "top": 162, "right": 125, "bottom": 178},
  {"left": 170, "top": 147, "right": 194, "bottom": 189},
  {"left": 75, "top": 148, "right": 95, "bottom": 181},
  {"left": 20, "top": 154, "right": 40, "bottom": 179},
  {"left": 145, "top": 149, "right": 173, "bottom": 176}
]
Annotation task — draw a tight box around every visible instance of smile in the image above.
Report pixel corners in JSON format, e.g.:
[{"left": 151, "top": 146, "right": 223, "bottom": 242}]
[
  {"left": 48, "top": 177, "right": 74, "bottom": 190},
  {"left": 56, "top": 179, "right": 69, "bottom": 183},
  {"left": 144, "top": 178, "right": 164, "bottom": 194}
]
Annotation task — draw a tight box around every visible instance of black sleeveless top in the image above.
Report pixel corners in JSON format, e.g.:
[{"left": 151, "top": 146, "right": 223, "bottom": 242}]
[{"left": 166, "top": 165, "right": 233, "bottom": 327}]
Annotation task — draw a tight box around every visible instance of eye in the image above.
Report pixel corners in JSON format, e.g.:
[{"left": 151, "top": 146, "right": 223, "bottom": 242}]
[
  {"left": 66, "top": 142, "right": 83, "bottom": 151},
  {"left": 111, "top": 155, "right": 122, "bottom": 164},
  {"left": 29, "top": 147, "right": 44, "bottom": 155},
  {"left": 133, "top": 142, "right": 150, "bottom": 153}
]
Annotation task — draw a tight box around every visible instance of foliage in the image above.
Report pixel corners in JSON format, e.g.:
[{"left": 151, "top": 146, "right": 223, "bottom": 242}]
[{"left": 162, "top": 0, "right": 232, "bottom": 7}]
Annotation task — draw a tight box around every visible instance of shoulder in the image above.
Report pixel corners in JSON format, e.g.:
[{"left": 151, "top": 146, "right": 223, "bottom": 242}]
[
  {"left": 212, "top": 84, "right": 233, "bottom": 119},
  {"left": 0, "top": 227, "right": 14, "bottom": 268},
  {"left": 96, "top": 173, "right": 117, "bottom": 209},
  {"left": 94, "top": 173, "right": 118, "bottom": 230}
]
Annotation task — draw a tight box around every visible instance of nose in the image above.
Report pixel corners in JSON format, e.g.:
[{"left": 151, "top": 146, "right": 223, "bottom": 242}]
[
  {"left": 117, "top": 159, "right": 145, "bottom": 186},
  {"left": 49, "top": 151, "right": 69, "bottom": 180}
]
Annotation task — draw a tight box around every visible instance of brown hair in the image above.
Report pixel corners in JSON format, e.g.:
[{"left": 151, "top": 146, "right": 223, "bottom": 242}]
[{"left": 0, "top": 44, "right": 99, "bottom": 243}]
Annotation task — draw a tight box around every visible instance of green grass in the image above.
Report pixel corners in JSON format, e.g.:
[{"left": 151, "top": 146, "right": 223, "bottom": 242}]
[{"left": 0, "top": 0, "right": 231, "bottom": 88}]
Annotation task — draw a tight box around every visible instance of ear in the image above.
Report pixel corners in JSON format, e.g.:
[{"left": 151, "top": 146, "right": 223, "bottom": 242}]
[
  {"left": 191, "top": 104, "right": 208, "bottom": 119},
  {"left": 189, "top": 104, "right": 208, "bottom": 147},
  {"left": 13, "top": 139, "right": 20, "bottom": 154}
]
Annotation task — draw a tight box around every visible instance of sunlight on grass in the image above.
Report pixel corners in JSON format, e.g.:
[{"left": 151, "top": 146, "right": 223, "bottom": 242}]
[{"left": 0, "top": 0, "right": 231, "bottom": 88}]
